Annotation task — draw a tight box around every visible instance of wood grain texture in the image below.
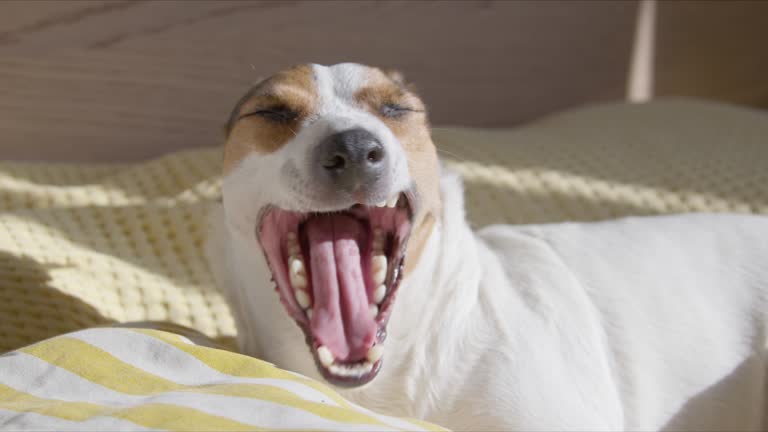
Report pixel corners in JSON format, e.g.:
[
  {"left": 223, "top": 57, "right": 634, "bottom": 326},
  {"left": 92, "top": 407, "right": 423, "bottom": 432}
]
[
  {"left": 0, "top": 1, "right": 638, "bottom": 161},
  {"left": 654, "top": 0, "right": 768, "bottom": 108},
  {"left": 2, "top": 1, "right": 764, "bottom": 162}
]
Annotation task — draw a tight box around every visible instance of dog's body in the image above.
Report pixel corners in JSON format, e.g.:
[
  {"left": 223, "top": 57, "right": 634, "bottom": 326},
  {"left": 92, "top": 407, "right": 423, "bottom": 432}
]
[{"left": 209, "top": 63, "right": 768, "bottom": 430}]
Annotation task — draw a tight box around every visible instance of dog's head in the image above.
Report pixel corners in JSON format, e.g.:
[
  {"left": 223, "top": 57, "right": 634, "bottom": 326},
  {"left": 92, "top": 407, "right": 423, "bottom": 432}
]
[{"left": 222, "top": 63, "right": 440, "bottom": 386}]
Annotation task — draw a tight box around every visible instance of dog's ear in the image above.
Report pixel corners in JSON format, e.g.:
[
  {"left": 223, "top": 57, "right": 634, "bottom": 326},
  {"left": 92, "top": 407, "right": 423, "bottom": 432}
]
[
  {"left": 384, "top": 68, "right": 421, "bottom": 96},
  {"left": 384, "top": 69, "right": 405, "bottom": 86}
]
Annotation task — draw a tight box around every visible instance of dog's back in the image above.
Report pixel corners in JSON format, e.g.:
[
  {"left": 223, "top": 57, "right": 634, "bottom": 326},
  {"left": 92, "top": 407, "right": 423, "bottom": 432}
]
[{"left": 475, "top": 213, "right": 768, "bottom": 430}]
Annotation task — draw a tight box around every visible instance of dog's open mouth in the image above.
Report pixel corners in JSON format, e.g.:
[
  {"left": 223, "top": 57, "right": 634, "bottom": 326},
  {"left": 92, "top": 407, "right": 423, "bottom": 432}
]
[{"left": 258, "top": 192, "right": 414, "bottom": 386}]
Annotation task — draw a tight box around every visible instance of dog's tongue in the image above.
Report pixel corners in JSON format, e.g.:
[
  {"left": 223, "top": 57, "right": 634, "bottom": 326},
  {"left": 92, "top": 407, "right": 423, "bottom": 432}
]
[{"left": 306, "top": 214, "right": 376, "bottom": 362}]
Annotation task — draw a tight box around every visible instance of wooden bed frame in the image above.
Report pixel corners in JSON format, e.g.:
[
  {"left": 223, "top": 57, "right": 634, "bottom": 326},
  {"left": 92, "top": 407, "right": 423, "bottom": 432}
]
[{"left": 0, "top": 0, "right": 766, "bottom": 161}]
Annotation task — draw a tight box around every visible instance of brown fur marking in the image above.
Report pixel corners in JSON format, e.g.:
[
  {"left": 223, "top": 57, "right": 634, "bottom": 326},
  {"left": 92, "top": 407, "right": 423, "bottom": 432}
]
[{"left": 223, "top": 64, "right": 316, "bottom": 173}]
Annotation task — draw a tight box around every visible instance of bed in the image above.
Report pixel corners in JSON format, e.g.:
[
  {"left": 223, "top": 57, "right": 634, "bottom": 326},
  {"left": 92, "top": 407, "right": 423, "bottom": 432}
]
[{"left": 1, "top": 99, "right": 767, "bottom": 429}]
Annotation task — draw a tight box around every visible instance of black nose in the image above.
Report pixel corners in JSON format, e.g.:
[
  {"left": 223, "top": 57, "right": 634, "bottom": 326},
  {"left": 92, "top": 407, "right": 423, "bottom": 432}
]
[{"left": 314, "top": 128, "right": 388, "bottom": 193}]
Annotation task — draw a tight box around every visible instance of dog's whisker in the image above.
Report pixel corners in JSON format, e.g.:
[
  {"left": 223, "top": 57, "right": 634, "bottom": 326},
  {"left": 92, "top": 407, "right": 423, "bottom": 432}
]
[{"left": 435, "top": 148, "right": 468, "bottom": 161}]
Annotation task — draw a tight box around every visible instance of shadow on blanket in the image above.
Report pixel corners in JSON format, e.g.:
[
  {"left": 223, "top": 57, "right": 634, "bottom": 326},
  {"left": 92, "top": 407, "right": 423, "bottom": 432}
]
[
  {"left": 0, "top": 251, "right": 115, "bottom": 352},
  {"left": 0, "top": 251, "right": 238, "bottom": 352}
]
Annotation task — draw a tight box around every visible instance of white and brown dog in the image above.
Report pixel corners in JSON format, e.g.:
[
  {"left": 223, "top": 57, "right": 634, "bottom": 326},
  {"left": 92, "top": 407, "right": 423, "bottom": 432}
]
[{"left": 208, "top": 63, "right": 768, "bottom": 431}]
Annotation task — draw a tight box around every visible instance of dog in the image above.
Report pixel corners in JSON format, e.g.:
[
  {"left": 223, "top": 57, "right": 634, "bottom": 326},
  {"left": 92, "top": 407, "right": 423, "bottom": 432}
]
[{"left": 208, "top": 63, "right": 768, "bottom": 430}]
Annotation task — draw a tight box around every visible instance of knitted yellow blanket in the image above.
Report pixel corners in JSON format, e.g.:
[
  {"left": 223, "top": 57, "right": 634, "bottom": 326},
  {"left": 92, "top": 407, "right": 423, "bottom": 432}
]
[{"left": 1, "top": 100, "right": 767, "bottom": 352}]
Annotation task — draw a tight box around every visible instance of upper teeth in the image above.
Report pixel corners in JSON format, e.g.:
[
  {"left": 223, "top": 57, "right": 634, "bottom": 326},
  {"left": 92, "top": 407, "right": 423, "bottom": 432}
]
[{"left": 374, "top": 194, "right": 400, "bottom": 208}]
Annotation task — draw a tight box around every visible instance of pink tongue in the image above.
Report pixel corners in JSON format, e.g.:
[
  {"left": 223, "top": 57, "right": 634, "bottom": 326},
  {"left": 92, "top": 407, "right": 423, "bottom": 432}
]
[{"left": 306, "top": 214, "right": 376, "bottom": 361}]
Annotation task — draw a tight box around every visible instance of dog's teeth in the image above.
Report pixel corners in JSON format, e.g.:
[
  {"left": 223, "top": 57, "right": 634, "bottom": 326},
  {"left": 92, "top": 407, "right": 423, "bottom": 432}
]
[
  {"left": 288, "top": 243, "right": 300, "bottom": 256},
  {"left": 287, "top": 232, "right": 297, "bottom": 241},
  {"left": 372, "top": 255, "right": 387, "bottom": 284},
  {"left": 317, "top": 346, "right": 334, "bottom": 367},
  {"left": 374, "top": 284, "right": 386, "bottom": 304},
  {"left": 289, "top": 256, "right": 305, "bottom": 277},
  {"left": 386, "top": 194, "right": 399, "bottom": 208},
  {"left": 369, "top": 304, "right": 378, "bottom": 318},
  {"left": 375, "top": 201, "right": 387, "bottom": 208},
  {"left": 372, "top": 254, "right": 387, "bottom": 270},
  {"left": 306, "top": 309, "right": 313, "bottom": 320},
  {"left": 366, "top": 345, "right": 384, "bottom": 363},
  {"left": 329, "top": 362, "right": 373, "bottom": 377},
  {"left": 290, "top": 271, "right": 307, "bottom": 290},
  {"left": 295, "top": 289, "right": 311, "bottom": 309}
]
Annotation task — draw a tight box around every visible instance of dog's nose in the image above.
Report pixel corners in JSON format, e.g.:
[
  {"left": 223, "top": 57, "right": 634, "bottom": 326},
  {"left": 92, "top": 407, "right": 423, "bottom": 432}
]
[{"left": 315, "top": 128, "right": 388, "bottom": 192}]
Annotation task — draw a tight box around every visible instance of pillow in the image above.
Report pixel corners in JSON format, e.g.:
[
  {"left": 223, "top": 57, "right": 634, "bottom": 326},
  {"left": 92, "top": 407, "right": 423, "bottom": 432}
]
[{"left": 0, "top": 326, "right": 444, "bottom": 431}]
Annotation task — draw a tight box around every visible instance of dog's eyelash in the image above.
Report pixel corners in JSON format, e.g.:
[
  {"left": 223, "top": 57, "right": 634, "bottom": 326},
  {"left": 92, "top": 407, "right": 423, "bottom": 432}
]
[
  {"left": 240, "top": 107, "right": 299, "bottom": 123},
  {"left": 380, "top": 103, "right": 421, "bottom": 119}
]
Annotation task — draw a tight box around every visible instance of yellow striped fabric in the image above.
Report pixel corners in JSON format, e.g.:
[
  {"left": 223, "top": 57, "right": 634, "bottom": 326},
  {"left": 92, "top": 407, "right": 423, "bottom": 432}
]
[{"left": 0, "top": 327, "right": 446, "bottom": 431}]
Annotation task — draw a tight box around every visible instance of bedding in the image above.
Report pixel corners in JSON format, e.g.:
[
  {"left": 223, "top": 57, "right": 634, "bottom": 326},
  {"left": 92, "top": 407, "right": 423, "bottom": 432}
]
[
  {"left": 0, "top": 99, "right": 766, "bottom": 428},
  {"left": 0, "top": 326, "right": 443, "bottom": 431}
]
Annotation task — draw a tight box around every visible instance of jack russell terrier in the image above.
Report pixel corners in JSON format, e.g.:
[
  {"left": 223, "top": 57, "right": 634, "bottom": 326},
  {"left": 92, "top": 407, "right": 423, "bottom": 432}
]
[{"left": 208, "top": 63, "right": 768, "bottom": 431}]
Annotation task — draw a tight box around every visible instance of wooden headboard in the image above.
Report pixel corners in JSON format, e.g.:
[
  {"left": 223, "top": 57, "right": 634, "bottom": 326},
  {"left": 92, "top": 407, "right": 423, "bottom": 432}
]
[{"left": 0, "top": 0, "right": 765, "bottom": 161}]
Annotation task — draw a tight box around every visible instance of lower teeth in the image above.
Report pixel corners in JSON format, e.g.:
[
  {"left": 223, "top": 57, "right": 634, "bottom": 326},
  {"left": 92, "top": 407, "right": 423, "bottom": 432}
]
[
  {"left": 329, "top": 362, "right": 374, "bottom": 377},
  {"left": 316, "top": 344, "right": 383, "bottom": 376}
]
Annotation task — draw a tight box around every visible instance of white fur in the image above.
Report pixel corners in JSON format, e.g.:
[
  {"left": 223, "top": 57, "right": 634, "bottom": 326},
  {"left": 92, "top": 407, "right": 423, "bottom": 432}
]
[{"left": 209, "top": 64, "right": 768, "bottom": 430}]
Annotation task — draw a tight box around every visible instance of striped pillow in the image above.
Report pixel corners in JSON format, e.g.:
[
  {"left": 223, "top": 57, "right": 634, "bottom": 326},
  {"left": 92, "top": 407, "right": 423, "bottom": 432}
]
[{"left": 0, "top": 327, "right": 445, "bottom": 431}]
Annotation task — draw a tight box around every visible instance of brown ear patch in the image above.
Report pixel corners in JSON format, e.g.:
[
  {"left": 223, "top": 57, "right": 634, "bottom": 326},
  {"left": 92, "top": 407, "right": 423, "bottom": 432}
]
[
  {"left": 384, "top": 69, "right": 405, "bottom": 86},
  {"left": 223, "top": 64, "right": 316, "bottom": 173}
]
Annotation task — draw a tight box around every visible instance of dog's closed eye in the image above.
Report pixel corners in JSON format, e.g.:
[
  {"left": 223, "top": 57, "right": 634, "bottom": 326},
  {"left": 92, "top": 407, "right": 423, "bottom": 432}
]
[
  {"left": 380, "top": 103, "right": 421, "bottom": 119},
  {"left": 240, "top": 106, "right": 299, "bottom": 124}
]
